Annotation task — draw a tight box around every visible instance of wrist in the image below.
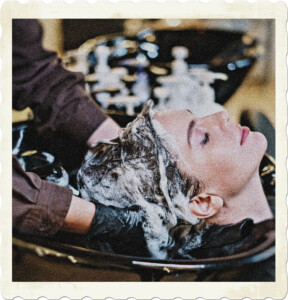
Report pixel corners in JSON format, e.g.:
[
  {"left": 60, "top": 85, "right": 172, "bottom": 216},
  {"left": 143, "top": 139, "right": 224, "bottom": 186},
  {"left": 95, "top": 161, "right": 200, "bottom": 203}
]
[
  {"left": 86, "top": 118, "right": 121, "bottom": 147},
  {"left": 63, "top": 195, "right": 96, "bottom": 234}
]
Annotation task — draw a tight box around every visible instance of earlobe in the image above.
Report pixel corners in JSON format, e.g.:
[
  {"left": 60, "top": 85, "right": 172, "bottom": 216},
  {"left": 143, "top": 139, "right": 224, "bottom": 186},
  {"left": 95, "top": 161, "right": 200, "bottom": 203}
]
[{"left": 189, "top": 193, "right": 223, "bottom": 219}]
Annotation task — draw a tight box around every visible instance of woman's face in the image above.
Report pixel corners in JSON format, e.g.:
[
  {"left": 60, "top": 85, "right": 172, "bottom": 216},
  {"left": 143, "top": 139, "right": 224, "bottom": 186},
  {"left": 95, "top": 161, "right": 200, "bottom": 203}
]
[{"left": 153, "top": 110, "right": 267, "bottom": 199}]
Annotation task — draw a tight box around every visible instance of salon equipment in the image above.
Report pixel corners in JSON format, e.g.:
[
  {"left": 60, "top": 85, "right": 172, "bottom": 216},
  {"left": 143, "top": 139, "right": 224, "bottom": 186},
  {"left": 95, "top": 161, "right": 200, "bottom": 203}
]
[
  {"left": 187, "top": 68, "right": 228, "bottom": 116},
  {"left": 155, "top": 60, "right": 228, "bottom": 115},
  {"left": 12, "top": 121, "right": 275, "bottom": 281},
  {"left": 13, "top": 219, "right": 275, "bottom": 281},
  {"left": 64, "top": 27, "right": 260, "bottom": 117}
]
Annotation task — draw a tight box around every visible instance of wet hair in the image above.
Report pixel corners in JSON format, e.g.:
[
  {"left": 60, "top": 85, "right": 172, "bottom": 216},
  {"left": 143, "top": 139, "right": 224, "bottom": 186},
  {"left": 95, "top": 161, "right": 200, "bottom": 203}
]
[{"left": 77, "top": 101, "right": 202, "bottom": 258}]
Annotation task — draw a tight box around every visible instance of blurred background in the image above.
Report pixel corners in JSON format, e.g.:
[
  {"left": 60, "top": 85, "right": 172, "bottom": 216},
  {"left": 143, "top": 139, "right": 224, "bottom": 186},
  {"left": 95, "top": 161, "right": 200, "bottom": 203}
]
[{"left": 13, "top": 18, "right": 275, "bottom": 155}]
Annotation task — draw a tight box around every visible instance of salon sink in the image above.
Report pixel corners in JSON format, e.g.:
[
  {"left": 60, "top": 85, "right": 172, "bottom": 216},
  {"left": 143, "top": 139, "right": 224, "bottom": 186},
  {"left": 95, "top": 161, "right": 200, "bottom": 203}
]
[
  {"left": 12, "top": 156, "right": 275, "bottom": 282},
  {"left": 13, "top": 219, "right": 275, "bottom": 281},
  {"left": 12, "top": 121, "right": 275, "bottom": 281}
]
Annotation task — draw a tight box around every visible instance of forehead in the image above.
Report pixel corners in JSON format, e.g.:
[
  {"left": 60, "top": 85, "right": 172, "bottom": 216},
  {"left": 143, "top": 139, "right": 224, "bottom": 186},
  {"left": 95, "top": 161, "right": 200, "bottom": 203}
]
[
  {"left": 154, "top": 109, "right": 194, "bottom": 121},
  {"left": 152, "top": 111, "right": 192, "bottom": 167},
  {"left": 153, "top": 110, "right": 195, "bottom": 140},
  {"left": 154, "top": 110, "right": 196, "bottom": 129}
]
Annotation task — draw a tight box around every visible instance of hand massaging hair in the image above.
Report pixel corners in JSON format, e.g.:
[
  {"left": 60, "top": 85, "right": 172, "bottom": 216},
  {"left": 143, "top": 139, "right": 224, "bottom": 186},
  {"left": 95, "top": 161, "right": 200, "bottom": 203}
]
[{"left": 77, "top": 101, "right": 202, "bottom": 258}]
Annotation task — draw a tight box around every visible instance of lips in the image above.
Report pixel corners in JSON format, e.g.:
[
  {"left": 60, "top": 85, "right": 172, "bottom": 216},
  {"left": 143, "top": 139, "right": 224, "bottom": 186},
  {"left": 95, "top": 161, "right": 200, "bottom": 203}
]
[{"left": 240, "top": 126, "right": 250, "bottom": 145}]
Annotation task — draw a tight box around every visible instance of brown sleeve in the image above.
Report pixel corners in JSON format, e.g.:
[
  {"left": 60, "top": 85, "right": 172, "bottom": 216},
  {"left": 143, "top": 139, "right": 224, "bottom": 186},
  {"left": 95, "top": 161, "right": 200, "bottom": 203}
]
[
  {"left": 13, "top": 156, "right": 73, "bottom": 236},
  {"left": 12, "top": 19, "right": 107, "bottom": 145}
]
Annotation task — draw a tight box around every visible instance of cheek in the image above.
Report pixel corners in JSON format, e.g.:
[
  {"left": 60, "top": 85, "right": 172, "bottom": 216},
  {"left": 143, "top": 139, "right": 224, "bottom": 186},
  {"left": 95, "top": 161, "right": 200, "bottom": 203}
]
[
  {"left": 202, "top": 145, "right": 236, "bottom": 172},
  {"left": 218, "top": 133, "right": 267, "bottom": 192},
  {"left": 182, "top": 144, "right": 232, "bottom": 179},
  {"left": 177, "top": 133, "right": 266, "bottom": 193},
  {"left": 198, "top": 146, "right": 244, "bottom": 191}
]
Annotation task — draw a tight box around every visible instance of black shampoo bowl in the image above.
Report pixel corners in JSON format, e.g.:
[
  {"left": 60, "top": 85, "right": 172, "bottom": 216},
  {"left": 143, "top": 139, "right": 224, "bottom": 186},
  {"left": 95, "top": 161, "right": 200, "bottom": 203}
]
[{"left": 13, "top": 219, "right": 274, "bottom": 282}]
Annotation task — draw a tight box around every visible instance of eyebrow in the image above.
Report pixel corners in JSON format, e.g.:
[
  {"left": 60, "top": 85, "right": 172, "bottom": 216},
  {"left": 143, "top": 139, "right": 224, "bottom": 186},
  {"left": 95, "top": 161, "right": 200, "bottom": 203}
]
[{"left": 187, "top": 120, "right": 195, "bottom": 146}]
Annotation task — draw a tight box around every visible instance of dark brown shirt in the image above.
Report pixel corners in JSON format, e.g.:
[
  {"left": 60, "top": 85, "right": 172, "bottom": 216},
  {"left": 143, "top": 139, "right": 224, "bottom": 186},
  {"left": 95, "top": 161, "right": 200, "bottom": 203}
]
[
  {"left": 13, "top": 156, "right": 73, "bottom": 236},
  {"left": 12, "top": 19, "right": 107, "bottom": 236}
]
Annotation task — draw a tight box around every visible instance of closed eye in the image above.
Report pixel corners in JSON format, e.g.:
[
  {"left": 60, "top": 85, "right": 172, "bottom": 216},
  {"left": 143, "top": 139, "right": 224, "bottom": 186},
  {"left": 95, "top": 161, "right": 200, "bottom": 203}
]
[{"left": 201, "top": 133, "right": 210, "bottom": 145}]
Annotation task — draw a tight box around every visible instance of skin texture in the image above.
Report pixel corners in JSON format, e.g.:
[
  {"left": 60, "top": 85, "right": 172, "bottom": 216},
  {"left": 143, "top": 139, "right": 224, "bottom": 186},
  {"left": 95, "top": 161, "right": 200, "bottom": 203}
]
[
  {"left": 64, "top": 108, "right": 273, "bottom": 236},
  {"left": 153, "top": 110, "right": 273, "bottom": 224},
  {"left": 86, "top": 117, "right": 121, "bottom": 147},
  {"left": 76, "top": 102, "right": 198, "bottom": 259},
  {"left": 63, "top": 195, "right": 96, "bottom": 234}
]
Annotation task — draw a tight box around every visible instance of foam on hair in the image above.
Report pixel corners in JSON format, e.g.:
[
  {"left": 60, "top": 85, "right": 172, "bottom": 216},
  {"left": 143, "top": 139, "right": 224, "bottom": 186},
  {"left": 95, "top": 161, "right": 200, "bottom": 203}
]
[{"left": 77, "top": 101, "right": 199, "bottom": 258}]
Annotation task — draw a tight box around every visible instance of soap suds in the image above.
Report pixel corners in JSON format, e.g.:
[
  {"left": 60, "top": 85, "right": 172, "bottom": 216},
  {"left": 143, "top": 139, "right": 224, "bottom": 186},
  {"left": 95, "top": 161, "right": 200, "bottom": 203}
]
[{"left": 77, "top": 101, "right": 200, "bottom": 259}]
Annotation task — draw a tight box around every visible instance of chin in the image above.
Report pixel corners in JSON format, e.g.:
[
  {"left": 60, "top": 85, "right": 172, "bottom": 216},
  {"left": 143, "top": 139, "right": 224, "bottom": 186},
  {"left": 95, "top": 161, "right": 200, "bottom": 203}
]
[
  {"left": 252, "top": 131, "right": 268, "bottom": 164},
  {"left": 257, "top": 132, "right": 268, "bottom": 154}
]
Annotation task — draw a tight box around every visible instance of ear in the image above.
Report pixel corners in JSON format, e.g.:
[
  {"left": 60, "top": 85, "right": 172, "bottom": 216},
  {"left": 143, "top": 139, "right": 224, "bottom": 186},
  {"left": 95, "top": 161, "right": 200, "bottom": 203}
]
[{"left": 189, "top": 193, "right": 223, "bottom": 219}]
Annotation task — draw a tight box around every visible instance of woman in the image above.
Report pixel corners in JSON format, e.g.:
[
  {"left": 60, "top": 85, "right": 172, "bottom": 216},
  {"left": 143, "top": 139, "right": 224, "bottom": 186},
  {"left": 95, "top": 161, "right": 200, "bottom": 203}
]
[
  {"left": 153, "top": 106, "right": 273, "bottom": 225},
  {"left": 77, "top": 101, "right": 273, "bottom": 259}
]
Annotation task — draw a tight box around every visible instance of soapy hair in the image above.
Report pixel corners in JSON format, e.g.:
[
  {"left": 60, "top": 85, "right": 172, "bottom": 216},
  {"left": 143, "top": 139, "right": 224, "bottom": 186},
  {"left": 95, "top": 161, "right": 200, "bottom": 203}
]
[{"left": 77, "top": 101, "right": 202, "bottom": 259}]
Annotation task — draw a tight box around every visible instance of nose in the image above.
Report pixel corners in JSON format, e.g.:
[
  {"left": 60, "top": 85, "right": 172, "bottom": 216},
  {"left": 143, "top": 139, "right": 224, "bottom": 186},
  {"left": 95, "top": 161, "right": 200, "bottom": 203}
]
[{"left": 200, "top": 111, "right": 230, "bottom": 130}]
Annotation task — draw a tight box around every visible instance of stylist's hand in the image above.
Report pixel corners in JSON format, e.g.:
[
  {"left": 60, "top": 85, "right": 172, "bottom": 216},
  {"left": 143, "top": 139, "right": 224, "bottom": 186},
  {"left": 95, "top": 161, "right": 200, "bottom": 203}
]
[{"left": 86, "top": 202, "right": 148, "bottom": 256}]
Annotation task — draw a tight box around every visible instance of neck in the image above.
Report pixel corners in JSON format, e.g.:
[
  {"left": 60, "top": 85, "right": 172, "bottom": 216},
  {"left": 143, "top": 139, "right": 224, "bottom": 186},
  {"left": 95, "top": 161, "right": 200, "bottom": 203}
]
[{"left": 207, "top": 172, "right": 273, "bottom": 225}]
